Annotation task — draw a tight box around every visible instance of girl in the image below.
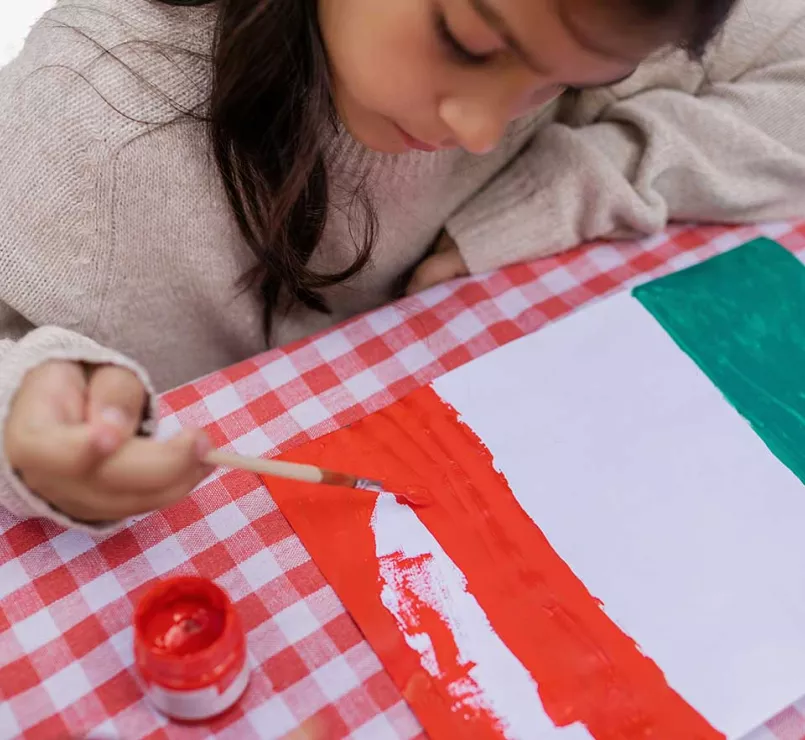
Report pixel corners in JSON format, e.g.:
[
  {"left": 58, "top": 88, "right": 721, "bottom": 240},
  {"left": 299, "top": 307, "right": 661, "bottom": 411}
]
[{"left": 0, "top": 0, "right": 803, "bottom": 529}]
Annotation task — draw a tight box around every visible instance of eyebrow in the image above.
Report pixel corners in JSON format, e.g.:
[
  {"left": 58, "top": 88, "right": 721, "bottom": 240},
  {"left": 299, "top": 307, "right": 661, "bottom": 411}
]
[
  {"left": 555, "top": 2, "right": 647, "bottom": 65},
  {"left": 469, "top": 0, "right": 642, "bottom": 72},
  {"left": 468, "top": 0, "right": 552, "bottom": 75}
]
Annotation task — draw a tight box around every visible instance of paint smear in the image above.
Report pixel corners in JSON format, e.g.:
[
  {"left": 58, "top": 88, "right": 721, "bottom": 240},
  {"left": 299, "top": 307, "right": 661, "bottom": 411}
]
[
  {"left": 634, "top": 238, "right": 805, "bottom": 487},
  {"left": 267, "top": 386, "right": 723, "bottom": 739},
  {"left": 373, "top": 494, "right": 549, "bottom": 739}
]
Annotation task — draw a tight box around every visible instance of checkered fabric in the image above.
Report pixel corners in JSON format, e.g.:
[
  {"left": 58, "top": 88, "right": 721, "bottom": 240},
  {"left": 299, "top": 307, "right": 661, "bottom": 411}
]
[{"left": 2, "top": 222, "right": 805, "bottom": 740}]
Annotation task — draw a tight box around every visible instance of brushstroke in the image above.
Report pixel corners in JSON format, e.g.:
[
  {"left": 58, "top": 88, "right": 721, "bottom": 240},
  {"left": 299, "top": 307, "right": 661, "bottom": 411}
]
[
  {"left": 634, "top": 238, "right": 805, "bottom": 486},
  {"left": 267, "top": 386, "right": 723, "bottom": 739},
  {"left": 373, "top": 494, "right": 546, "bottom": 738}
]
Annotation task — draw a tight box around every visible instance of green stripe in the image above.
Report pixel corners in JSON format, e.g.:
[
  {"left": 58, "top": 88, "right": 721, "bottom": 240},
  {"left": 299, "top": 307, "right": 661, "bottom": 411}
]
[{"left": 633, "top": 238, "right": 805, "bottom": 485}]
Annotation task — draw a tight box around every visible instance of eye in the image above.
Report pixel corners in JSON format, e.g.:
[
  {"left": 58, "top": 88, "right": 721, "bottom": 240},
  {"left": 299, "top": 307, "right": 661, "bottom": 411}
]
[{"left": 435, "top": 12, "right": 493, "bottom": 66}]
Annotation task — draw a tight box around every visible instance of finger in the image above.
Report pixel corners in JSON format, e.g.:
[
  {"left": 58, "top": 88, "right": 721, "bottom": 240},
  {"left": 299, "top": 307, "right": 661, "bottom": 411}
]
[
  {"left": 86, "top": 365, "right": 148, "bottom": 439},
  {"left": 95, "top": 430, "right": 211, "bottom": 493},
  {"left": 108, "top": 464, "right": 215, "bottom": 519},
  {"left": 14, "top": 361, "right": 88, "bottom": 427},
  {"left": 30, "top": 463, "right": 210, "bottom": 523},
  {"left": 405, "top": 252, "right": 468, "bottom": 295},
  {"left": 10, "top": 423, "right": 111, "bottom": 480},
  {"left": 405, "top": 264, "right": 430, "bottom": 296},
  {"left": 23, "top": 475, "right": 115, "bottom": 524}
]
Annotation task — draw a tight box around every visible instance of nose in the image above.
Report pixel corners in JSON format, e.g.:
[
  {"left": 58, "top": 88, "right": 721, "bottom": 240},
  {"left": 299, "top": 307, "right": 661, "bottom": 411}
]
[
  {"left": 439, "top": 73, "right": 556, "bottom": 155},
  {"left": 438, "top": 98, "right": 506, "bottom": 155}
]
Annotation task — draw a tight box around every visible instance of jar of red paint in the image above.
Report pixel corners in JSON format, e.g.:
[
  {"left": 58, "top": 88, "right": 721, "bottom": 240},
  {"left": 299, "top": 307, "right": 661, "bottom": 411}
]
[{"left": 134, "top": 576, "right": 249, "bottom": 721}]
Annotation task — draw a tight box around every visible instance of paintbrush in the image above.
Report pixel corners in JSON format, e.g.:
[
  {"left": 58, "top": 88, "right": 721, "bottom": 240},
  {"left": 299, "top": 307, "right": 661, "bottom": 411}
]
[{"left": 205, "top": 449, "right": 432, "bottom": 507}]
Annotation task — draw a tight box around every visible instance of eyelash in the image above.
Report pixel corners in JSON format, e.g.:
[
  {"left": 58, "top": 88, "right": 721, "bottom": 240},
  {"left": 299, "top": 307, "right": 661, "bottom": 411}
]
[{"left": 435, "top": 12, "right": 492, "bottom": 66}]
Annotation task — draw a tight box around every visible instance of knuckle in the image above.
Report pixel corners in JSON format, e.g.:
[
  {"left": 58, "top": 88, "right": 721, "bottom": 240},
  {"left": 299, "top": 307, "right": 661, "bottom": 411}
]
[
  {"left": 95, "top": 369, "right": 146, "bottom": 410},
  {"left": 29, "top": 359, "right": 65, "bottom": 378},
  {"left": 40, "top": 360, "right": 85, "bottom": 385},
  {"left": 98, "top": 367, "right": 136, "bottom": 391}
]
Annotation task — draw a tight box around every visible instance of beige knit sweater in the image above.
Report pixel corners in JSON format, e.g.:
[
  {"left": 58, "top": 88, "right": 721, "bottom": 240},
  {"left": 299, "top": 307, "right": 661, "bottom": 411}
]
[{"left": 2, "top": 0, "right": 805, "bottom": 528}]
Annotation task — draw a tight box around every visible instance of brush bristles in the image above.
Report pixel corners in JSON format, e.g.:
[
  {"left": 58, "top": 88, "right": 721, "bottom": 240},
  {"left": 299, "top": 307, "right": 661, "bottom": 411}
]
[{"left": 354, "top": 478, "right": 385, "bottom": 492}]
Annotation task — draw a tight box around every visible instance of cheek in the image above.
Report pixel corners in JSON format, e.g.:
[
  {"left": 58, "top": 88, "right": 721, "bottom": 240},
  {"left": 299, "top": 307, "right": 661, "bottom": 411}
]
[{"left": 326, "top": 5, "right": 439, "bottom": 117}]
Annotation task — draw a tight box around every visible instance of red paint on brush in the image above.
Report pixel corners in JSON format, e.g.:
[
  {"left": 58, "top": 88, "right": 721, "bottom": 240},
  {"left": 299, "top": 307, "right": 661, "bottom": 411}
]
[
  {"left": 393, "top": 484, "right": 433, "bottom": 507},
  {"left": 268, "top": 386, "right": 724, "bottom": 739}
]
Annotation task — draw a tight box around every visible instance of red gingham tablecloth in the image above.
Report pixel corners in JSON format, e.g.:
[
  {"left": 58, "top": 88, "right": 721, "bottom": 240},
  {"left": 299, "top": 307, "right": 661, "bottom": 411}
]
[{"left": 3, "top": 222, "right": 805, "bottom": 740}]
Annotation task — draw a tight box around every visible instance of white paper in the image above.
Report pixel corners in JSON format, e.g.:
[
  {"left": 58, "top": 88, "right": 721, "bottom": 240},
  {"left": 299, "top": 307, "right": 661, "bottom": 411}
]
[{"left": 433, "top": 291, "right": 805, "bottom": 739}]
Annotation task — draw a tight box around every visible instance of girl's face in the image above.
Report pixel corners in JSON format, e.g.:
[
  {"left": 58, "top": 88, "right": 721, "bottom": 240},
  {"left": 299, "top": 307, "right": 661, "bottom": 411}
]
[{"left": 318, "top": 0, "right": 678, "bottom": 154}]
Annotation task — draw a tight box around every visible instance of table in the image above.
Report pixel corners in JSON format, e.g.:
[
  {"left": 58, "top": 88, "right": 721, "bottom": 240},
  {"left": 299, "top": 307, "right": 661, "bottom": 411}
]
[{"left": 2, "top": 222, "right": 805, "bottom": 740}]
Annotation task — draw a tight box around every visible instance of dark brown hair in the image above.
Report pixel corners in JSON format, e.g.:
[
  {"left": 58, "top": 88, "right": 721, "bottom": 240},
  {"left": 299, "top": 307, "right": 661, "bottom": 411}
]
[
  {"left": 159, "top": 0, "right": 374, "bottom": 341},
  {"left": 630, "top": 0, "right": 738, "bottom": 57},
  {"left": 156, "top": 0, "right": 737, "bottom": 341}
]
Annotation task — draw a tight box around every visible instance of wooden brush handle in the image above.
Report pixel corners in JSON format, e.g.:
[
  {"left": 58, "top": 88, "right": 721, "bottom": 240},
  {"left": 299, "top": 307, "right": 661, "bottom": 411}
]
[
  {"left": 206, "top": 450, "right": 427, "bottom": 505},
  {"left": 205, "top": 449, "right": 327, "bottom": 485}
]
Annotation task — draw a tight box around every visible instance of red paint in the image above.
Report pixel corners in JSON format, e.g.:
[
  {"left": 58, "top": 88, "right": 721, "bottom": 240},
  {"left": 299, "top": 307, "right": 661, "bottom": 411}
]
[
  {"left": 267, "top": 386, "right": 724, "bottom": 739},
  {"left": 142, "top": 596, "right": 225, "bottom": 657},
  {"left": 383, "top": 549, "right": 507, "bottom": 730},
  {"left": 134, "top": 576, "right": 248, "bottom": 719},
  {"left": 393, "top": 484, "right": 433, "bottom": 507},
  {"left": 386, "top": 553, "right": 462, "bottom": 676}
]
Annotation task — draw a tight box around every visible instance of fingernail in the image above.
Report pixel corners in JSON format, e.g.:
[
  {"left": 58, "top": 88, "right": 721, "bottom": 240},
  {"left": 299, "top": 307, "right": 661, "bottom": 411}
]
[
  {"left": 194, "top": 432, "right": 212, "bottom": 459},
  {"left": 95, "top": 427, "right": 120, "bottom": 454},
  {"left": 101, "top": 407, "right": 128, "bottom": 429}
]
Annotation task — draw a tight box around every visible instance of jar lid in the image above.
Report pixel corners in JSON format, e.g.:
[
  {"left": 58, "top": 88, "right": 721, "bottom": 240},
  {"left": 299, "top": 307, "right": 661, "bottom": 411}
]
[{"left": 134, "top": 576, "right": 246, "bottom": 692}]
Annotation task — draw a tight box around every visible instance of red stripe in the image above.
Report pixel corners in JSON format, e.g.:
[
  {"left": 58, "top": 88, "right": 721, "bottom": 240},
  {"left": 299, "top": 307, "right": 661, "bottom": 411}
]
[{"left": 268, "top": 385, "right": 723, "bottom": 739}]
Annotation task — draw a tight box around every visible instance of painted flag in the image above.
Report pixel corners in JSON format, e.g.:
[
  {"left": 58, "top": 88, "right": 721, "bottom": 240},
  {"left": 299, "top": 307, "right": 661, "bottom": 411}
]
[{"left": 267, "top": 238, "right": 805, "bottom": 740}]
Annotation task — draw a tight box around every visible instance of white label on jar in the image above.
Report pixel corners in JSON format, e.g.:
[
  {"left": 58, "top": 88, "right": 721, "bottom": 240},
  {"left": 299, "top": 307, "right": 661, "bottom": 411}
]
[{"left": 146, "top": 660, "right": 250, "bottom": 721}]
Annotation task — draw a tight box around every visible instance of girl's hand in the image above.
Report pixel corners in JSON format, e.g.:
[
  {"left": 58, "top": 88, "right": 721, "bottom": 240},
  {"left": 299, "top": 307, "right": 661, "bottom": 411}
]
[
  {"left": 4, "top": 360, "right": 212, "bottom": 523},
  {"left": 406, "top": 231, "right": 469, "bottom": 295}
]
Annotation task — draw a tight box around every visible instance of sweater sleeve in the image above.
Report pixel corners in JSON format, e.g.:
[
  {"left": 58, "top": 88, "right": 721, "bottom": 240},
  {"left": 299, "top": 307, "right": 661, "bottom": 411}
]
[
  {"left": 0, "top": 24, "right": 160, "bottom": 533},
  {"left": 0, "top": 325, "right": 158, "bottom": 532},
  {"left": 447, "top": 4, "right": 805, "bottom": 274}
]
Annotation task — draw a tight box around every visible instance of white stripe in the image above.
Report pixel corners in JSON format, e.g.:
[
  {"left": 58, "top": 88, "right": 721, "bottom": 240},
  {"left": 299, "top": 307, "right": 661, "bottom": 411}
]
[{"left": 435, "top": 290, "right": 805, "bottom": 738}]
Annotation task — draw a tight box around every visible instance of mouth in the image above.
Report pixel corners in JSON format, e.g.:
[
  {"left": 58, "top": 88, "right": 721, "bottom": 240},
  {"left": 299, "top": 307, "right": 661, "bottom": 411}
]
[{"left": 394, "top": 123, "right": 441, "bottom": 152}]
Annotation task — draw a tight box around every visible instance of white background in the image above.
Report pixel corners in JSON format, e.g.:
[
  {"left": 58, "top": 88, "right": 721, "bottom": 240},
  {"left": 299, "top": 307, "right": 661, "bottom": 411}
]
[{"left": 0, "top": 1, "right": 55, "bottom": 68}]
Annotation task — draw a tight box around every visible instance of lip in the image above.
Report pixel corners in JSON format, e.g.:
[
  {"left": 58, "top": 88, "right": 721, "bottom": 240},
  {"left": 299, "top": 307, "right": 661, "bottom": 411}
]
[{"left": 394, "top": 123, "right": 441, "bottom": 152}]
